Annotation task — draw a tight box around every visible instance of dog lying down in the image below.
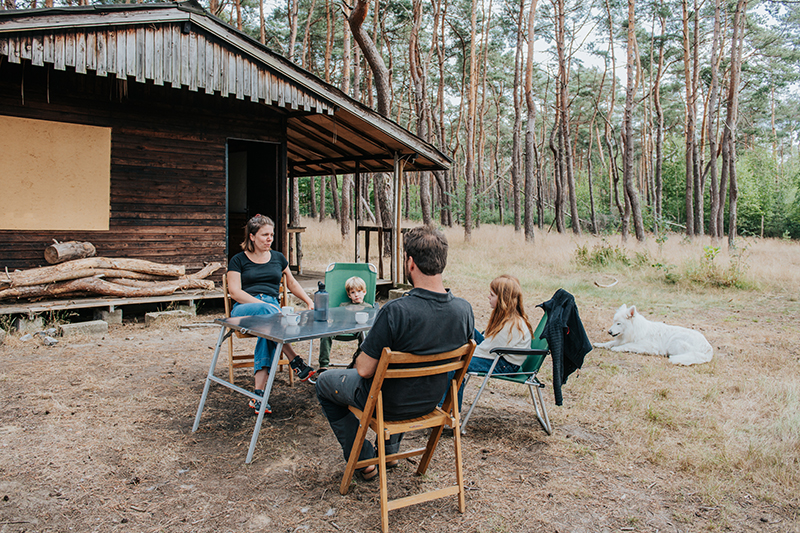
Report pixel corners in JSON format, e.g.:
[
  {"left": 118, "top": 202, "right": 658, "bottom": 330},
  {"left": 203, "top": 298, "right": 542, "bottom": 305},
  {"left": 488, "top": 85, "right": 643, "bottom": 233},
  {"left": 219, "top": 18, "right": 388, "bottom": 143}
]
[{"left": 594, "top": 304, "right": 713, "bottom": 365}]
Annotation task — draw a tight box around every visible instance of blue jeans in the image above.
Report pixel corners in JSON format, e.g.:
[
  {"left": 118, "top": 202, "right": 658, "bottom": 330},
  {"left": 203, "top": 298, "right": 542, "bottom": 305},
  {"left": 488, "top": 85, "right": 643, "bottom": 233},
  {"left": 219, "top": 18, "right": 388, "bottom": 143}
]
[
  {"left": 315, "top": 368, "right": 403, "bottom": 464},
  {"left": 231, "top": 294, "right": 281, "bottom": 373},
  {"left": 442, "top": 328, "right": 521, "bottom": 410}
]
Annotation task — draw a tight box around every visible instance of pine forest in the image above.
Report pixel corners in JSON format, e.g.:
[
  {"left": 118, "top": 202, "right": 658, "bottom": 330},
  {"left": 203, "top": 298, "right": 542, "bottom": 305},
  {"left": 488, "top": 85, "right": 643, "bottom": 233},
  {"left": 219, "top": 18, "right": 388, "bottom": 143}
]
[{"left": 6, "top": 0, "right": 800, "bottom": 244}]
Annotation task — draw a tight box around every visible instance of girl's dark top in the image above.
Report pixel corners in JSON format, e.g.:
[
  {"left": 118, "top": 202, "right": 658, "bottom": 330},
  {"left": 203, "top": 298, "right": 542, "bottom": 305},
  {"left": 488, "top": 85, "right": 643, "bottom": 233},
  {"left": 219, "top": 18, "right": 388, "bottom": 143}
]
[{"left": 228, "top": 251, "right": 288, "bottom": 298}]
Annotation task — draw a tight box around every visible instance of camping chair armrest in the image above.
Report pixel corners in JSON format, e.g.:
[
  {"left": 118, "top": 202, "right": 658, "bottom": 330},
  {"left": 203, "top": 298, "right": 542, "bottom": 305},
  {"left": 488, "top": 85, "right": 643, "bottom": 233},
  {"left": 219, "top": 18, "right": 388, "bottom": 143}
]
[{"left": 488, "top": 347, "right": 548, "bottom": 357}]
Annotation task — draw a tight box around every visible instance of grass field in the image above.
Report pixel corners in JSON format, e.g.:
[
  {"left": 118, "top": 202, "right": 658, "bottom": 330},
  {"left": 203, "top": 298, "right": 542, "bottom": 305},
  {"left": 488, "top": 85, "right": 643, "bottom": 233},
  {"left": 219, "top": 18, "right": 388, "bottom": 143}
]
[{"left": 303, "top": 218, "right": 800, "bottom": 529}]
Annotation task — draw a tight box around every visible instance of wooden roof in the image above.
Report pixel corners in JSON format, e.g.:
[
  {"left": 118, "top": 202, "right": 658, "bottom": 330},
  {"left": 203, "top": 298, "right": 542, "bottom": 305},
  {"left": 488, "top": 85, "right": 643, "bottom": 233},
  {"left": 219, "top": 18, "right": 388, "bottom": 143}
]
[{"left": 0, "top": 1, "right": 451, "bottom": 177}]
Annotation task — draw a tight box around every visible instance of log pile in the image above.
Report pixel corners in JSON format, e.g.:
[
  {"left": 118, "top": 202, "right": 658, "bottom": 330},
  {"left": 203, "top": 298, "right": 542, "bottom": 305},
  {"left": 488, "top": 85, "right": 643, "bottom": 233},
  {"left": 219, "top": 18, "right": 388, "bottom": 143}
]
[{"left": 1, "top": 253, "right": 221, "bottom": 302}]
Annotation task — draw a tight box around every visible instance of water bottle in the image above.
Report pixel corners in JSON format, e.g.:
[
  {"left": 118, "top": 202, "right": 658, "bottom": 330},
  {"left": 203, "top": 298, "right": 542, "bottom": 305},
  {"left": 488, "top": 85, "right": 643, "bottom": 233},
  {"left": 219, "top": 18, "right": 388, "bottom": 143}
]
[{"left": 314, "top": 281, "right": 329, "bottom": 321}]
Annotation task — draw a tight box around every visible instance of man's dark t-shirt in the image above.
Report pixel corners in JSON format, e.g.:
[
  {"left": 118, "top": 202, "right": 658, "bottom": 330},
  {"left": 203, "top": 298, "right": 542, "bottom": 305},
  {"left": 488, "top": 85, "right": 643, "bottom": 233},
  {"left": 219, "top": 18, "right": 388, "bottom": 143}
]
[{"left": 359, "top": 288, "right": 474, "bottom": 420}]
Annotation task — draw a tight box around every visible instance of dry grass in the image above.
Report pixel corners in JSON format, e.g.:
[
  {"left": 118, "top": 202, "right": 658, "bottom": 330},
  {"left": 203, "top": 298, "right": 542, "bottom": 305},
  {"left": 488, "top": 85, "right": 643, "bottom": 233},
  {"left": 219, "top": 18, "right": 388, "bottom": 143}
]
[
  {"left": 303, "top": 218, "right": 800, "bottom": 525},
  {"left": 2, "top": 218, "right": 798, "bottom": 532}
]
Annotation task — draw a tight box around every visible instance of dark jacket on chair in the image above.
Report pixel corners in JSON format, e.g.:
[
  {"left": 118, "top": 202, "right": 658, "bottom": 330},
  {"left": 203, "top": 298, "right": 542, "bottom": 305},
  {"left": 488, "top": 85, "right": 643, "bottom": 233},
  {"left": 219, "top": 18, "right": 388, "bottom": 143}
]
[{"left": 538, "top": 289, "right": 593, "bottom": 406}]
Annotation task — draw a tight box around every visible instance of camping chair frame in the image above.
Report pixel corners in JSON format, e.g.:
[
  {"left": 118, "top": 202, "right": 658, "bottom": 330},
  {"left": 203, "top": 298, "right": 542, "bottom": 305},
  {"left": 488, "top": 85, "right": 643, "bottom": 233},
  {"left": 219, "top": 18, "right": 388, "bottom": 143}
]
[
  {"left": 221, "top": 274, "right": 293, "bottom": 386},
  {"left": 460, "top": 312, "right": 552, "bottom": 435},
  {"left": 340, "top": 340, "right": 476, "bottom": 533}
]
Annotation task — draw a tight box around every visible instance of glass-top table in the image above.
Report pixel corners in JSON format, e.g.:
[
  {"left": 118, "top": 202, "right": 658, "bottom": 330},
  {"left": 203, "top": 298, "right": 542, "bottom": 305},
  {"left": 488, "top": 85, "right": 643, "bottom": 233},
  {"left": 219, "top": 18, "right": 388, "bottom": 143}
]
[{"left": 192, "top": 305, "right": 377, "bottom": 463}]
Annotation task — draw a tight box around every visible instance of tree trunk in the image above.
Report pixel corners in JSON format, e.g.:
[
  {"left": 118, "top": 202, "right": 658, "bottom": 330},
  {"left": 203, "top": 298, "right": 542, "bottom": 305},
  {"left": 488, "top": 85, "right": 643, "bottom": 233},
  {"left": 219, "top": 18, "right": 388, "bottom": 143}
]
[
  {"left": 308, "top": 177, "right": 318, "bottom": 219},
  {"left": 623, "top": 0, "right": 645, "bottom": 241},
  {"left": 340, "top": 174, "right": 352, "bottom": 238},
  {"left": 464, "top": 0, "right": 480, "bottom": 241},
  {"left": 258, "top": 0, "right": 265, "bottom": 44},
  {"left": 511, "top": 0, "right": 524, "bottom": 232},
  {"left": 524, "top": 0, "right": 540, "bottom": 241},
  {"left": 682, "top": 0, "right": 695, "bottom": 236},
  {"left": 301, "top": 0, "right": 318, "bottom": 69},
  {"left": 409, "top": 0, "right": 432, "bottom": 225},
  {"left": 348, "top": 0, "right": 390, "bottom": 116},
  {"left": 707, "top": 0, "right": 721, "bottom": 239},
  {"left": 725, "top": 0, "right": 747, "bottom": 247},
  {"left": 330, "top": 173, "right": 341, "bottom": 222},
  {"left": 654, "top": 12, "right": 666, "bottom": 232},
  {"left": 692, "top": 0, "right": 703, "bottom": 235},
  {"left": 288, "top": 0, "right": 299, "bottom": 62}
]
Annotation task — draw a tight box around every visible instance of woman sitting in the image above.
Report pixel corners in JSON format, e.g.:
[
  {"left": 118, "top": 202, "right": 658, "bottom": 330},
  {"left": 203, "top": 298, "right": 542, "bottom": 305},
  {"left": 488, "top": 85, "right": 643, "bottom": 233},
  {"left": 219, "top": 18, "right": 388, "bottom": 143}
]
[{"left": 227, "top": 214, "right": 316, "bottom": 414}]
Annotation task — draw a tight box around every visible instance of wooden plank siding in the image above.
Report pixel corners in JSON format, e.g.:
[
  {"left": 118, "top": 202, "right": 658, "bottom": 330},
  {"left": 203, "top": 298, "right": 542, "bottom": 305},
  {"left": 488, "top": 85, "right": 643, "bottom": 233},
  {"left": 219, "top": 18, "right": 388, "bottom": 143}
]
[
  {"left": 0, "top": 24, "right": 332, "bottom": 115},
  {"left": 0, "top": 62, "right": 283, "bottom": 272}
]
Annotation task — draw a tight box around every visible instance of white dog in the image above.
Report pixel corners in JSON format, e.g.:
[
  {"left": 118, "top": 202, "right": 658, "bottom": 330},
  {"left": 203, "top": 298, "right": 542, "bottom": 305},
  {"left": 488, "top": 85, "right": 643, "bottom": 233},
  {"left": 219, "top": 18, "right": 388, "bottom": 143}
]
[{"left": 594, "top": 304, "right": 713, "bottom": 365}]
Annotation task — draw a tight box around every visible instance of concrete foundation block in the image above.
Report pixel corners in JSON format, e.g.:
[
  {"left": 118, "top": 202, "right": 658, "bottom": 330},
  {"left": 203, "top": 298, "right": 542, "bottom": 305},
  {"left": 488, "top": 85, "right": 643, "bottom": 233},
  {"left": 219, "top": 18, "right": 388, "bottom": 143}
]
[
  {"left": 59, "top": 320, "right": 109, "bottom": 338},
  {"left": 14, "top": 316, "right": 44, "bottom": 333},
  {"left": 94, "top": 308, "right": 123, "bottom": 325},
  {"left": 145, "top": 309, "right": 194, "bottom": 326},
  {"left": 0, "top": 328, "right": 6, "bottom": 345},
  {"left": 175, "top": 304, "right": 196, "bottom": 316}
]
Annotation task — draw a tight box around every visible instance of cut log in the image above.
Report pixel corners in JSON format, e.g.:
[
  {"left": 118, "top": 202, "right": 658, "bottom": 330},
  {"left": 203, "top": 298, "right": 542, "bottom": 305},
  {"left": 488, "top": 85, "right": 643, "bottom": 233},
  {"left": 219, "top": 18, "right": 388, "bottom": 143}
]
[
  {"left": 0, "top": 276, "right": 214, "bottom": 300},
  {"left": 44, "top": 241, "right": 97, "bottom": 264},
  {"left": 1, "top": 258, "right": 185, "bottom": 288}
]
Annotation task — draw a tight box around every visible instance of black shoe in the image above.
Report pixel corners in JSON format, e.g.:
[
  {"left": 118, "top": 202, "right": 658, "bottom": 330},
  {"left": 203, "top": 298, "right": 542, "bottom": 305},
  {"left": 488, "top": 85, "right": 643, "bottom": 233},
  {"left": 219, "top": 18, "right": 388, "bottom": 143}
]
[{"left": 290, "top": 357, "right": 316, "bottom": 382}]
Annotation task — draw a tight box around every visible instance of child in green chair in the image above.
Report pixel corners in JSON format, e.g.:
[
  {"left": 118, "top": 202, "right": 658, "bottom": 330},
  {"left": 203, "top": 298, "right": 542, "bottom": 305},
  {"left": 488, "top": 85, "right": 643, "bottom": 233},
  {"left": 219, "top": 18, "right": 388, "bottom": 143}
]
[{"left": 318, "top": 276, "right": 373, "bottom": 371}]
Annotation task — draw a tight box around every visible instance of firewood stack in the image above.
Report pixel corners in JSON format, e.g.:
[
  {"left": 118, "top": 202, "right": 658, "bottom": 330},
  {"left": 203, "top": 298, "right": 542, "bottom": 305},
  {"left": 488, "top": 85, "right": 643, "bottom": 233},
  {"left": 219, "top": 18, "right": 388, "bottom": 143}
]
[{"left": 0, "top": 241, "right": 221, "bottom": 301}]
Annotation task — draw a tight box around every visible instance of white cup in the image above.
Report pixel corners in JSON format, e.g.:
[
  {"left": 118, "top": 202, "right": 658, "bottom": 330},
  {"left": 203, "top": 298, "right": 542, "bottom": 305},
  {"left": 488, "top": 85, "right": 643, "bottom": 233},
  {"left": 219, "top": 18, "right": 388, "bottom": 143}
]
[
  {"left": 285, "top": 313, "right": 301, "bottom": 326},
  {"left": 281, "top": 306, "right": 294, "bottom": 315},
  {"left": 355, "top": 312, "right": 369, "bottom": 324}
]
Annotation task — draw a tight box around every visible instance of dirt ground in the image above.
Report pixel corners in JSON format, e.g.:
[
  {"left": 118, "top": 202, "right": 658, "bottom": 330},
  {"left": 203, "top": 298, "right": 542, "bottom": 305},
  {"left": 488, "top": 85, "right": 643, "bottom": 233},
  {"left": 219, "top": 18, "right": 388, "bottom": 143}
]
[{"left": 0, "top": 300, "right": 796, "bottom": 533}]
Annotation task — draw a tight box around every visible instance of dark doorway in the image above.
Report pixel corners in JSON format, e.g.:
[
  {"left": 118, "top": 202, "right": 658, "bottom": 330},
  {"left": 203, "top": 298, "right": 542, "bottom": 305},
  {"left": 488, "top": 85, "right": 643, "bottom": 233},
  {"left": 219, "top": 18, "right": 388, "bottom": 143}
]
[{"left": 226, "top": 139, "right": 282, "bottom": 261}]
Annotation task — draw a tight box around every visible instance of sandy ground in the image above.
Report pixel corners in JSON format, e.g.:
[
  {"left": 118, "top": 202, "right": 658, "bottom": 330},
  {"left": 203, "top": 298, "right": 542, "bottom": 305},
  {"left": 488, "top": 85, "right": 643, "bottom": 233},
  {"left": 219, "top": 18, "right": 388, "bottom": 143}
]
[{"left": 0, "top": 297, "right": 797, "bottom": 533}]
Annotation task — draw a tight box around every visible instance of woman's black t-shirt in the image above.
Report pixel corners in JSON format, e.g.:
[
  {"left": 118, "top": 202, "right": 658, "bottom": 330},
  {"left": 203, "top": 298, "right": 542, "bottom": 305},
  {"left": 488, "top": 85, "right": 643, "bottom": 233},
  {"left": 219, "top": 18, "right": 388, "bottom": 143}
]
[{"left": 228, "top": 251, "right": 288, "bottom": 298}]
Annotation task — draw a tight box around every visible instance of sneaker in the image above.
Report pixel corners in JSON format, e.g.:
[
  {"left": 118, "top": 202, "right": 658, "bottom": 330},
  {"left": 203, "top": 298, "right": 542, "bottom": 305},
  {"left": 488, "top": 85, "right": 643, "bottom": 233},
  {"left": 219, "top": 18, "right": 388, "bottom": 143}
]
[
  {"left": 248, "top": 390, "right": 272, "bottom": 414},
  {"left": 289, "top": 357, "right": 316, "bottom": 382}
]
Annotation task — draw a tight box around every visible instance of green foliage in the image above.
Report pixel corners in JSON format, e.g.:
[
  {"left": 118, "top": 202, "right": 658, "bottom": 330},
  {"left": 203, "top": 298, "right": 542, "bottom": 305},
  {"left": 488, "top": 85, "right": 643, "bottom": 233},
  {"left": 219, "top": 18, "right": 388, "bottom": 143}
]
[
  {"left": 574, "top": 241, "right": 633, "bottom": 267},
  {"left": 654, "top": 245, "right": 751, "bottom": 289}
]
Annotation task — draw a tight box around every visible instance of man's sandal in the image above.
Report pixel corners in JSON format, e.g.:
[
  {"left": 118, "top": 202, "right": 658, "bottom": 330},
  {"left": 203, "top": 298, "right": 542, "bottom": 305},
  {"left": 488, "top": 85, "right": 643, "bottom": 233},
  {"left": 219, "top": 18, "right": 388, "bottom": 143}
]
[{"left": 355, "top": 465, "right": 379, "bottom": 481}]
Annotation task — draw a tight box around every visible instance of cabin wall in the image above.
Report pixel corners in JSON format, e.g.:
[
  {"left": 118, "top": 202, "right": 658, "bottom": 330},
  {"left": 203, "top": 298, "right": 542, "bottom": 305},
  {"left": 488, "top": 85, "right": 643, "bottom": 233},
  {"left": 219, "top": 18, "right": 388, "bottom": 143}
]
[{"left": 0, "top": 61, "right": 286, "bottom": 272}]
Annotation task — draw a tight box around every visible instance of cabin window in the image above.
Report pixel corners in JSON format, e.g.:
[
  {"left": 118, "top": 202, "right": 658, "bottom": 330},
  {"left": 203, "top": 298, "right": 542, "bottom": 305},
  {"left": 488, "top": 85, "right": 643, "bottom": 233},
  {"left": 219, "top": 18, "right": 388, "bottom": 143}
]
[{"left": 0, "top": 115, "right": 111, "bottom": 231}]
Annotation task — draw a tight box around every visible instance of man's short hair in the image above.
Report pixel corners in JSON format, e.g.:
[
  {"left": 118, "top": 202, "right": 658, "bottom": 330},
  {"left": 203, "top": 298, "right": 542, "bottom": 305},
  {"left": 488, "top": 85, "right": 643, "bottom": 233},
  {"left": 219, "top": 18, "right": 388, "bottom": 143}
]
[
  {"left": 403, "top": 225, "right": 448, "bottom": 275},
  {"left": 345, "top": 276, "right": 367, "bottom": 293}
]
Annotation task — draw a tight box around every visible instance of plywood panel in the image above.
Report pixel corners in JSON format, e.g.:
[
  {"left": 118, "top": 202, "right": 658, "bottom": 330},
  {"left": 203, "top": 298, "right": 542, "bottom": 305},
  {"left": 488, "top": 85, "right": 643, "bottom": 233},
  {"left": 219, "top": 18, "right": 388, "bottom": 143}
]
[{"left": 0, "top": 115, "right": 111, "bottom": 231}]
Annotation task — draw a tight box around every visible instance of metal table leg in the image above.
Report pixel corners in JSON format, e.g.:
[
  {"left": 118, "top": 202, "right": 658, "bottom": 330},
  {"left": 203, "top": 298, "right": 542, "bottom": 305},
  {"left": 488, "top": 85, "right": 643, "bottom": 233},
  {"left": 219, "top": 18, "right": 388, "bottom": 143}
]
[
  {"left": 245, "top": 342, "right": 284, "bottom": 464},
  {"left": 193, "top": 326, "right": 227, "bottom": 432}
]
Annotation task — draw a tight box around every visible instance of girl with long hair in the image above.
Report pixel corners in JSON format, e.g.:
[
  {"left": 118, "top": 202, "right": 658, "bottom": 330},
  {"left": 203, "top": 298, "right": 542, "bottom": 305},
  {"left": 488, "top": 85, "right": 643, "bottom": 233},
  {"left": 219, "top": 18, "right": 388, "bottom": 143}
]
[{"left": 449, "top": 275, "right": 533, "bottom": 409}]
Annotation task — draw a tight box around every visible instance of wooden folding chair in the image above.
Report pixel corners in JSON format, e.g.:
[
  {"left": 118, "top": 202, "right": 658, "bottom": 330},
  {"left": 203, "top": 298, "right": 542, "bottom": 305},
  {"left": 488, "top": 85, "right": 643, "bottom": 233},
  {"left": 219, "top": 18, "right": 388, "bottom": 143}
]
[
  {"left": 340, "top": 340, "right": 476, "bottom": 533},
  {"left": 221, "top": 274, "right": 294, "bottom": 386}
]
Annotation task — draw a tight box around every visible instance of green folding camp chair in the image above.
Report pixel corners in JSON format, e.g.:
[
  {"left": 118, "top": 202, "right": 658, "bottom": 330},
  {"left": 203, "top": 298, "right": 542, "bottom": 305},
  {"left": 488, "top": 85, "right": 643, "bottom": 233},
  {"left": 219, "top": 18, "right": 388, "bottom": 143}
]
[
  {"left": 460, "top": 311, "right": 552, "bottom": 435},
  {"left": 324, "top": 262, "right": 378, "bottom": 307},
  {"left": 317, "top": 263, "right": 378, "bottom": 367}
]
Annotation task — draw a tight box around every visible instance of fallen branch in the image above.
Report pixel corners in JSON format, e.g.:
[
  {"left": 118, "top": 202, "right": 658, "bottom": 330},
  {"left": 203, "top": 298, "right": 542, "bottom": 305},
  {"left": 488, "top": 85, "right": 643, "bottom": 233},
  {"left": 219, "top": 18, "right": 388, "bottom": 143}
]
[
  {"left": 594, "top": 277, "right": 619, "bottom": 288},
  {"left": 185, "top": 262, "right": 223, "bottom": 280},
  {"left": 106, "top": 278, "right": 214, "bottom": 290}
]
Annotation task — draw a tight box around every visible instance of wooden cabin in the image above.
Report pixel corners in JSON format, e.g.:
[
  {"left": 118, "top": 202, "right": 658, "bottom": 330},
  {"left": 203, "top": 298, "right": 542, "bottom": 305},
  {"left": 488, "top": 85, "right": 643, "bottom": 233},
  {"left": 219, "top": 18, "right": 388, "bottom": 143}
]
[{"left": 0, "top": 1, "right": 450, "bottom": 313}]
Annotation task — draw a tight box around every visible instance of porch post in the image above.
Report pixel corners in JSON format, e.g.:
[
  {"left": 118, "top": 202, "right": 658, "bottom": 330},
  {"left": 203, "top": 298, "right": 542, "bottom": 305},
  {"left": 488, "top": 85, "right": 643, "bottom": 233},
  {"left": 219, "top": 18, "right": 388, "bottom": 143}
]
[
  {"left": 354, "top": 161, "right": 361, "bottom": 263},
  {"left": 392, "top": 152, "right": 403, "bottom": 286}
]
